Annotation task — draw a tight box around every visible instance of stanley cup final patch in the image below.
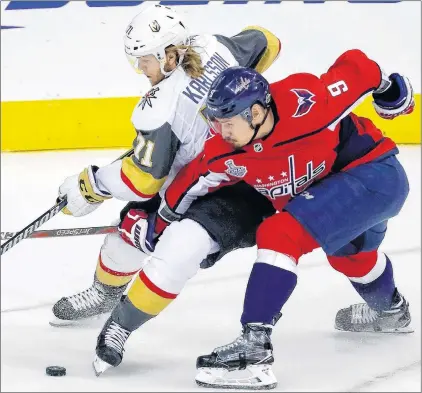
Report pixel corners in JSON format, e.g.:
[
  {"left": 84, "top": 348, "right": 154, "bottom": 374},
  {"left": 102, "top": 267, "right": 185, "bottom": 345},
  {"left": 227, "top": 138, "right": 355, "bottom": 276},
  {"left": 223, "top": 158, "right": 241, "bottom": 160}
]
[{"left": 224, "top": 159, "right": 247, "bottom": 178}]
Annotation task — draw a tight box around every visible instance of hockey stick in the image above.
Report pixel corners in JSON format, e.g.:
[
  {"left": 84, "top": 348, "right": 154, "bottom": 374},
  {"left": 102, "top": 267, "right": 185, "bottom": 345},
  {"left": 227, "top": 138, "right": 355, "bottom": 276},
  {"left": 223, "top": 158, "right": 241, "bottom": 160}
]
[
  {"left": 1, "top": 148, "right": 133, "bottom": 256},
  {"left": 1, "top": 225, "right": 118, "bottom": 241},
  {"left": 1, "top": 198, "right": 68, "bottom": 256}
]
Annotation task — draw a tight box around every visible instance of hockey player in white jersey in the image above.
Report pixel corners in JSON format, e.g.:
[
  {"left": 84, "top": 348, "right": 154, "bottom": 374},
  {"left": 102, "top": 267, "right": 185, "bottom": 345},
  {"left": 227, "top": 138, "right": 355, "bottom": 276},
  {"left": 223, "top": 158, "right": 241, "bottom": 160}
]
[{"left": 52, "top": 4, "right": 281, "bottom": 326}]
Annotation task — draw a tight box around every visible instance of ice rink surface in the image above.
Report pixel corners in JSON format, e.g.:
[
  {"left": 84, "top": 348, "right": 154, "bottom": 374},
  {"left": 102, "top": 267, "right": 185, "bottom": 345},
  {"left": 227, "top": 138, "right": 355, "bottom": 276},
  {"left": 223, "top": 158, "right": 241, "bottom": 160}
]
[{"left": 1, "top": 146, "right": 421, "bottom": 392}]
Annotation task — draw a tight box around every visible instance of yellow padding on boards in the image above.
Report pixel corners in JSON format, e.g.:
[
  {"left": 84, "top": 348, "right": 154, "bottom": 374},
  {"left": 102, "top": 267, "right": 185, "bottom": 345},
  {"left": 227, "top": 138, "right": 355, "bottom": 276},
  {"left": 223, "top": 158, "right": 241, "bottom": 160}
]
[
  {"left": 353, "top": 95, "right": 420, "bottom": 144},
  {"left": 1, "top": 96, "right": 139, "bottom": 151},
  {"left": 1, "top": 94, "right": 420, "bottom": 152}
]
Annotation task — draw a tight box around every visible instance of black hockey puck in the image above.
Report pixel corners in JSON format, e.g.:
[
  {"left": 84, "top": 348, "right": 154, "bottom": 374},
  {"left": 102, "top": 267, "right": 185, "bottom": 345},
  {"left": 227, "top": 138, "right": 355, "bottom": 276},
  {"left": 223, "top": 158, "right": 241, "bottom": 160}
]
[{"left": 46, "top": 366, "right": 66, "bottom": 376}]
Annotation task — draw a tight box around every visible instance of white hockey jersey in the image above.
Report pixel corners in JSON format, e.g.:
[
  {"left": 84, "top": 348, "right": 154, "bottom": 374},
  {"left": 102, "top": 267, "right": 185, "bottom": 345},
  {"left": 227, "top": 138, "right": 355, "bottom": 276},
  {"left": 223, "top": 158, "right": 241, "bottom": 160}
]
[{"left": 96, "top": 27, "right": 281, "bottom": 202}]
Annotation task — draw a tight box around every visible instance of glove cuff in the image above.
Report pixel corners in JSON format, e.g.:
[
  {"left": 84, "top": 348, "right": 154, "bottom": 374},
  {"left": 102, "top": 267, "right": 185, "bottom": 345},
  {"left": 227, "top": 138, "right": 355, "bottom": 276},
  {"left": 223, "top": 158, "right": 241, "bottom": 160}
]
[
  {"left": 374, "top": 68, "right": 392, "bottom": 95},
  {"left": 79, "top": 166, "right": 112, "bottom": 204}
]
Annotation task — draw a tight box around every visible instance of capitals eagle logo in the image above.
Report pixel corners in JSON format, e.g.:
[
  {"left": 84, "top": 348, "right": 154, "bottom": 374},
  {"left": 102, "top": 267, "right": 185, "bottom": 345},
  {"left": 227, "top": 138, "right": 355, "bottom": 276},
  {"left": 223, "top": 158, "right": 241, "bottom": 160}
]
[{"left": 291, "top": 88, "right": 316, "bottom": 118}]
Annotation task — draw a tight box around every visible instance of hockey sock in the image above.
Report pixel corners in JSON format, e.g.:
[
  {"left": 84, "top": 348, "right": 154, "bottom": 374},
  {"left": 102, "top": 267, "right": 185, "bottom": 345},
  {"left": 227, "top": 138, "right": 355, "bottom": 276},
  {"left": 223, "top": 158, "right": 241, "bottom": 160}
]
[
  {"left": 328, "top": 251, "right": 396, "bottom": 312},
  {"left": 350, "top": 254, "right": 396, "bottom": 312},
  {"left": 246, "top": 212, "right": 321, "bottom": 325},
  {"left": 241, "top": 252, "right": 297, "bottom": 325},
  {"left": 95, "top": 253, "right": 138, "bottom": 288},
  {"left": 112, "top": 270, "right": 178, "bottom": 331}
]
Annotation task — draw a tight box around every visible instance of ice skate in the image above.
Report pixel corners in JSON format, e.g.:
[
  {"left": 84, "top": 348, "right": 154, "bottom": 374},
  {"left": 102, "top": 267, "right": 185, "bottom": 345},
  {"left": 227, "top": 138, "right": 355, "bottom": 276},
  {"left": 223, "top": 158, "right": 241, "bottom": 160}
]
[
  {"left": 50, "top": 277, "right": 127, "bottom": 327},
  {"left": 195, "top": 323, "right": 277, "bottom": 390},
  {"left": 335, "top": 289, "right": 414, "bottom": 333},
  {"left": 93, "top": 316, "right": 131, "bottom": 376}
]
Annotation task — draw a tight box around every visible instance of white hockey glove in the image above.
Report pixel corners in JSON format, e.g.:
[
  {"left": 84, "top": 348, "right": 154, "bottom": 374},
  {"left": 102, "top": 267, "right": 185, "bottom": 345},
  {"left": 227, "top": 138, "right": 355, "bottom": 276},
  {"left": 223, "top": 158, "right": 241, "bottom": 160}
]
[
  {"left": 373, "top": 73, "right": 415, "bottom": 120},
  {"left": 58, "top": 165, "right": 111, "bottom": 217},
  {"left": 118, "top": 209, "right": 159, "bottom": 254}
]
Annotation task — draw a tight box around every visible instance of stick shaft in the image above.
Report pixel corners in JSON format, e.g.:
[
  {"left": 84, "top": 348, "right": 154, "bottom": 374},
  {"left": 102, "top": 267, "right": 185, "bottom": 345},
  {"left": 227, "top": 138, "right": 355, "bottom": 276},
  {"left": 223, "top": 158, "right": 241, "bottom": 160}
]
[
  {"left": 1, "top": 226, "right": 118, "bottom": 241},
  {"left": 1, "top": 148, "right": 133, "bottom": 256},
  {"left": 1, "top": 198, "right": 68, "bottom": 255}
]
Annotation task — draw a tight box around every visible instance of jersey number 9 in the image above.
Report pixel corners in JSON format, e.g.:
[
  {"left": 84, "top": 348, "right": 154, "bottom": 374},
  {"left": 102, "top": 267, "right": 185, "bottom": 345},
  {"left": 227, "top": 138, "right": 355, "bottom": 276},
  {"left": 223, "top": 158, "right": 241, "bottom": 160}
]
[{"left": 328, "top": 80, "right": 348, "bottom": 97}]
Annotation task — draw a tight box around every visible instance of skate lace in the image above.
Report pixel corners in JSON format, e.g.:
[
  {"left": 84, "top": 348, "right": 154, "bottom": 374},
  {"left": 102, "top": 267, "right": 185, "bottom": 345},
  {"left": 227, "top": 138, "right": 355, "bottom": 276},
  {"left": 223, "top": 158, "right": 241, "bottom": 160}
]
[
  {"left": 104, "top": 322, "right": 130, "bottom": 354},
  {"left": 351, "top": 303, "right": 379, "bottom": 324},
  {"left": 68, "top": 286, "right": 104, "bottom": 311},
  {"left": 216, "top": 336, "right": 245, "bottom": 353}
]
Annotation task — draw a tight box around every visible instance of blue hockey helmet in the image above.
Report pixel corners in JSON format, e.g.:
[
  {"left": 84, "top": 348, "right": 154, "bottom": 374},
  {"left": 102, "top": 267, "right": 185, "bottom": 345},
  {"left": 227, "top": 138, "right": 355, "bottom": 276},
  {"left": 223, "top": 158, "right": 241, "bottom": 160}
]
[{"left": 205, "top": 66, "right": 272, "bottom": 145}]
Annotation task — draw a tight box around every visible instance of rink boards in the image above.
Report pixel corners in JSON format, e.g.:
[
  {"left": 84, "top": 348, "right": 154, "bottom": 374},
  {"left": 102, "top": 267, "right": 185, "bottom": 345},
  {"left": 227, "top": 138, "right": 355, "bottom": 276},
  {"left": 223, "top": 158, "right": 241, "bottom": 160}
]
[{"left": 1, "top": 0, "right": 421, "bottom": 151}]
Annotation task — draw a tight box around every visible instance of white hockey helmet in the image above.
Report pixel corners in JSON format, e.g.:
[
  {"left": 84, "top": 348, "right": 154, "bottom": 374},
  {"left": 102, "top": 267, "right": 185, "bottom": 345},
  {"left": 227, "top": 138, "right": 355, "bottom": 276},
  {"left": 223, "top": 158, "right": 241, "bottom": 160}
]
[{"left": 124, "top": 4, "right": 189, "bottom": 76}]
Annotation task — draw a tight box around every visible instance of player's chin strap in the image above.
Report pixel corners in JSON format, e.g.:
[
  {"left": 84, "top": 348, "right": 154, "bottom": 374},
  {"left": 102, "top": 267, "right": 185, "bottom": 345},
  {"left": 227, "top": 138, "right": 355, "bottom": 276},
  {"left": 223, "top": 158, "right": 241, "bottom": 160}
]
[{"left": 246, "top": 106, "right": 271, "bottom": 146}]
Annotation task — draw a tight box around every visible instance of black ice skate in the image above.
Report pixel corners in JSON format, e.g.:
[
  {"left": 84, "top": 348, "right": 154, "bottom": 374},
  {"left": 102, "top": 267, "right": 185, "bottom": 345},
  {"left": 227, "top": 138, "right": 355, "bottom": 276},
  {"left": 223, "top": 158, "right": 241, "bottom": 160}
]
[
  {"left": 50, "top": 277, "right": 127, "bottom": 326},
  {"left": 335, "top": 289, "right": 413, "bottom": 333},
  {"left": 93, "top": 316, "right": 131, "bottom": 376},
  {"left": 195, "top": 323, "right": 277, "bottom": 390}
]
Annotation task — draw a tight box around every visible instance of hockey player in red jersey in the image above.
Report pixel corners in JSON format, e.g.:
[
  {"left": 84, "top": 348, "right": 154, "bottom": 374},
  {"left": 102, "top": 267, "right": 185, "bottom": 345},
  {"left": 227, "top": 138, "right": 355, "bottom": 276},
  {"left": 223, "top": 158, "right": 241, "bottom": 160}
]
[{"left": 155, "top": 51, "right": 415, "bottom": 389}]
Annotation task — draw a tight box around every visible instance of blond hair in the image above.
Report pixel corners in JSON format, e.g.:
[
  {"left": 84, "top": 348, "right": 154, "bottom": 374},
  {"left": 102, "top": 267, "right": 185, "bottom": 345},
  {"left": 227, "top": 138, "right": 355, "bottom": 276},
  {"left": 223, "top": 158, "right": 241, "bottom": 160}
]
[{"left": 165, "top": 44, "right": 205, "bottom": 79}]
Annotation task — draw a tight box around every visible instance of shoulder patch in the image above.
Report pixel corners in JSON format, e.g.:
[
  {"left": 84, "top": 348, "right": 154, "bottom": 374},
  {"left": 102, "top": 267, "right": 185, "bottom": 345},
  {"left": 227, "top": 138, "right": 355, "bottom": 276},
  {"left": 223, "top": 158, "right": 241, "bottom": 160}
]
[
  {"left": 137, "top": 87, "right": 160, "bottom": 110},
  {"left": 131, "top": 77, "right": 181, "bottom": 131},
  {"left": 290, "top": 88, "right": 316, "bottom": 118}
]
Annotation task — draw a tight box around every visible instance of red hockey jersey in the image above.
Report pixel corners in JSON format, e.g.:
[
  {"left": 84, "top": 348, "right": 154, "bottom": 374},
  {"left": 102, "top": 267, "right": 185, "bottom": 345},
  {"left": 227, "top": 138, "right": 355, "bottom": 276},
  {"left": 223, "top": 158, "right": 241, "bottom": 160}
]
[{"left": 159, "top": 50, "right": 398, "bottom": 222}]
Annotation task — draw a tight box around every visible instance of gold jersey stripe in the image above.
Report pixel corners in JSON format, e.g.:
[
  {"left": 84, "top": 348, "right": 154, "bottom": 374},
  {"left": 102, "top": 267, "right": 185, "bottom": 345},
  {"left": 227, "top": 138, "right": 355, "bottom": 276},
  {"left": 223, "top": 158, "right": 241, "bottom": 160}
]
[
  {"left": 121, "top": 156, "right": 166, "bottom": 198},
  {"left": 243, "top": 26, "right": 282, "bottom": 74}
]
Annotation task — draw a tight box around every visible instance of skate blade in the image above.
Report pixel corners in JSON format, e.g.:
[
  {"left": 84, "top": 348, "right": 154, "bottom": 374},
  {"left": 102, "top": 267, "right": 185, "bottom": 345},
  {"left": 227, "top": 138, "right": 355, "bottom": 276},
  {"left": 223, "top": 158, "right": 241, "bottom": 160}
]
[
  {"left": 49, "top": 318, "right": 83, "bottom": 327},
  {"left": 49, "top": 313, "right": 108, "bottom": 328},
  {"left": 92, "top": 356, "right": 112, "bottom": 377},
  {"left": 195, "top": 365, "right": 277, "bottom": 390},
  {"left": 335, "top": 323, "right": 415, "bottom": 334}
]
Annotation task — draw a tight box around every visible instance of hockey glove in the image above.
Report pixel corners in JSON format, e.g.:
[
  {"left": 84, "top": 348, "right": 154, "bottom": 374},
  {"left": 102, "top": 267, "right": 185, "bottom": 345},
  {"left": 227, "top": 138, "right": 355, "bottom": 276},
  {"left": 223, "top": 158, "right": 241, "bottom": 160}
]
[
  {"left": 373, "top": 73, "right": 415, "bottom": 120},
  {"left": 58, "top": 166, "right": 111, "bottom": 217},
  {"left": 118, "top": 209, "right": 160, "bottom": 254}
]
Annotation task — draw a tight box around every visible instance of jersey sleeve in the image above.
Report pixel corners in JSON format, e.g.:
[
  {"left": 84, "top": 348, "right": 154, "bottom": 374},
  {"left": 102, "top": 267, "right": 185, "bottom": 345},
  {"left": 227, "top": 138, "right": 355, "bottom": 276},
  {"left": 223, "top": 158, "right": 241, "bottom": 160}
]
[
  {"left": 215, "top": 26, "right": 281, "bottom": 73},
  {"left": 95, "top": 122, "right": 181, "bottom": 201},
  {"left": 276, "top": 49, "right": 383, "bottom": 135},
  {"left": 158, "top": 141, "right": 238, "bottom": 225}
]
